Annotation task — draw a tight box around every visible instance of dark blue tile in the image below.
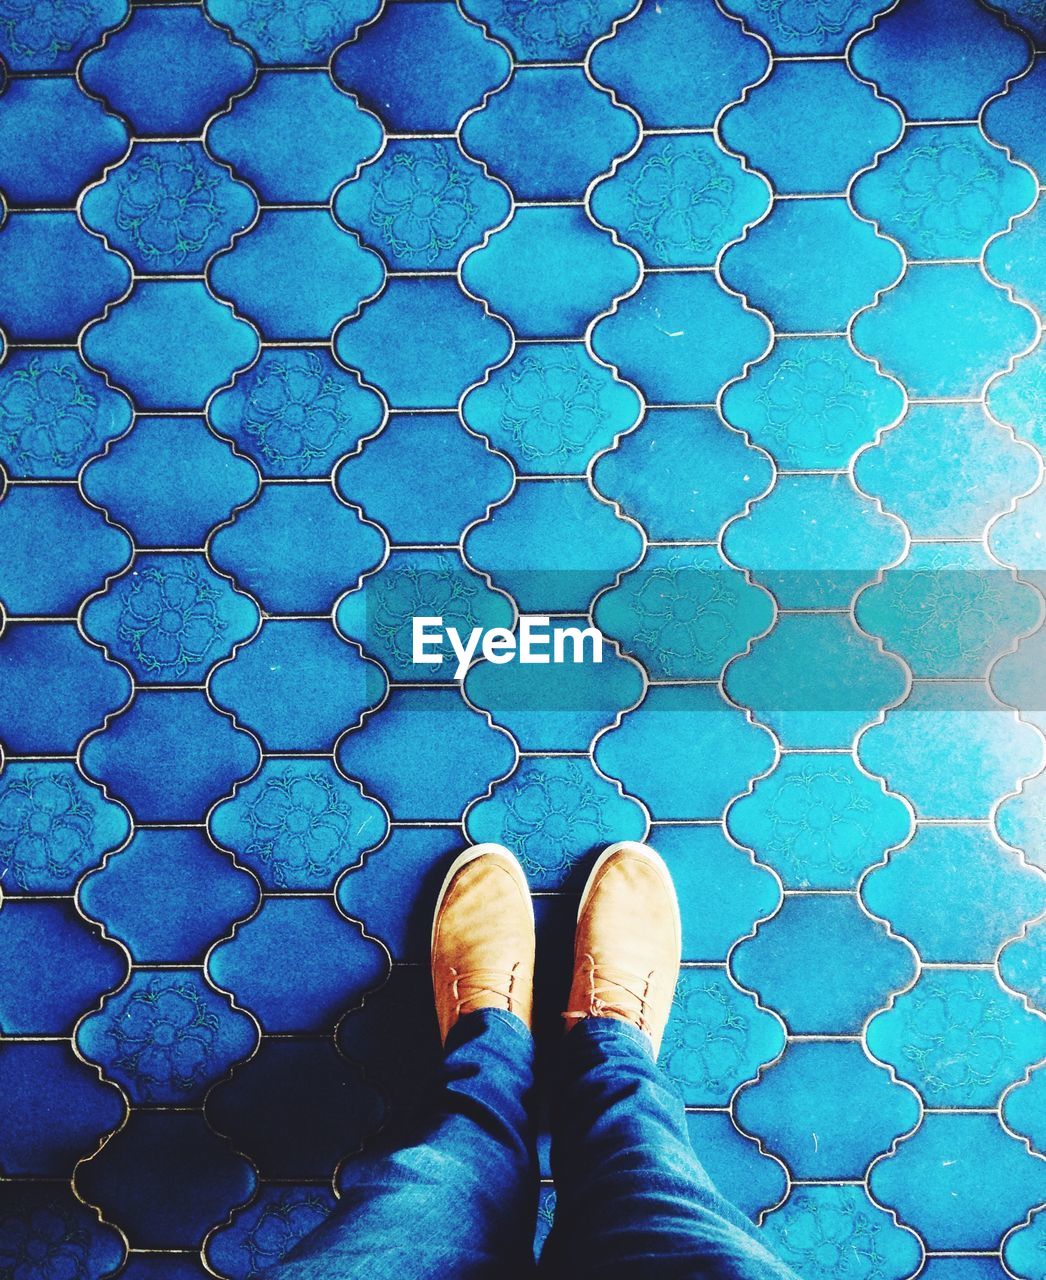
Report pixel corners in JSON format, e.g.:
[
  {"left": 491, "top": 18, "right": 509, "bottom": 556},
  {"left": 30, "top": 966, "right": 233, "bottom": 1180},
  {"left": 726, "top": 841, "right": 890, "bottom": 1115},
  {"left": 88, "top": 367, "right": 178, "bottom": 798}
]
[
  {"left": 208, "top": 1039, "right": 383, "bottom": 1179},
  {"left": 81, "top": 6, "right": 255, "bottom": 136},
  {"left": 79, "top": 828, "right": 258, "bottom": 963},
  {"left": 77, "top": 1111, "right": 256, "bottom": 1249},
  {"left": 721, "top": 0, "right": 891, "bottom": 55},
  {"left": 460, "top": 0, "right": 633, "bottom": 61},
  {"left": 205, "top": 0, "right": 378, "bottom": 63},
  {"left": 207, "top": 1184, "right": 338, "bottom": 1279},
  {"left": 81, "top": 690, "right": 259, "bottom": 822},
  {"left": 0, "top": 1041, "right": 124, "bottom": 1175},
  {"left": 0, "top": 0, "right": 126, "bottom": 69},
  {"left": 0, "top": 899, "right": 127, "bottom": 1034},
  {"left": 985, "top": 57, "right": 1046, "bottom": 174},
  {"left": 0, "top": 1182, "right": 124, "bottom": 1279}
]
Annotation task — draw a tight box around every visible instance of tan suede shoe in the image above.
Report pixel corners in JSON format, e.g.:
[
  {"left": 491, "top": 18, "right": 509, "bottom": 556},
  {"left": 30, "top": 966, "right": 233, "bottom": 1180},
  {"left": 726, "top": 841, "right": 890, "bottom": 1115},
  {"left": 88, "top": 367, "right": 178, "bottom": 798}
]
[
  {"left": 431, "top": 843, "right": 535, "bottom": 1044},
  {"left": 564, "top": 841, "right": 682, "bottom": 1057}
]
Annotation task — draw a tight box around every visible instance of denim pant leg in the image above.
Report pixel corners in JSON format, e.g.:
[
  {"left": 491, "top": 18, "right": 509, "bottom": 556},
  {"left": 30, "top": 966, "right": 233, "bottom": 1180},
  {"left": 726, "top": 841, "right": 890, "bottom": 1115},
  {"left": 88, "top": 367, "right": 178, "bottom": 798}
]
[
  {"left": 541, "top": 1018, "right": 798, "bottom": 1280},
  {"left": 266, "top": 1009, "right": 539, "bottom": 1280}
]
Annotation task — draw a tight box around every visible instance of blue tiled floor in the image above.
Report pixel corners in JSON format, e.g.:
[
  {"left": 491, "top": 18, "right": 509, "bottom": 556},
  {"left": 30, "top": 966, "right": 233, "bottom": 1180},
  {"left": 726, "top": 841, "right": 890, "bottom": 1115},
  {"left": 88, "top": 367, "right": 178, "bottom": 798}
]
[{"left": 0, "top": 1, "right": 1044, "bottom": 1277}]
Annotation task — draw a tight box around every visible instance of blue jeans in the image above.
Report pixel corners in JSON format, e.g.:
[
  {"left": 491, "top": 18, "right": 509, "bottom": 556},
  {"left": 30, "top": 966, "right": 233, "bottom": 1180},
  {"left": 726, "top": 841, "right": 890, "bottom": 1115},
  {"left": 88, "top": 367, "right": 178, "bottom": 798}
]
[{"left": 267, "top": 1009, "right": 797, "bottom": 1279}]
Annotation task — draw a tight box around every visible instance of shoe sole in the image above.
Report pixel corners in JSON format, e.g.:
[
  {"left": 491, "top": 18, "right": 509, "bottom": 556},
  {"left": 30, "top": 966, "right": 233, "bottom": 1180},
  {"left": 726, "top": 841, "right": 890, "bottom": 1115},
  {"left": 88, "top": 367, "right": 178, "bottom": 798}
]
[
  {"left": 577, "top": 840, "right": 683, "bottom": 955},
  {"left": 430, "top": 842, "right": 535, "bottom": 959}
]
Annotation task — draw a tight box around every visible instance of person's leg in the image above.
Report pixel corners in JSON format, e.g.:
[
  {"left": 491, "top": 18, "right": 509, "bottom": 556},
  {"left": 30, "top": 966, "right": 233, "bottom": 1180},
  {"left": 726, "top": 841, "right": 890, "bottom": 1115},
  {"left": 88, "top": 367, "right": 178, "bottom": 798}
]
[
  {"left": 266, "top": 844, "right": 540, "bottom": 1280},
  {"left": 541, "top": 843, "right": 797, "bottom": 1279}
]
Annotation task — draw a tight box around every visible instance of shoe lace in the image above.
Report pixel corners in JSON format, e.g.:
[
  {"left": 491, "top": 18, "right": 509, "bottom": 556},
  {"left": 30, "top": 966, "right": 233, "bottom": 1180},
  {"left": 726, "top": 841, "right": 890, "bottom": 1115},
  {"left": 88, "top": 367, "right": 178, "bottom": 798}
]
[
  {"left": 453, "top": 965, "right": 519, "bottom": 1012},
  {"left": 562, "top": 962, "right": 653, "bottom": 1032}
]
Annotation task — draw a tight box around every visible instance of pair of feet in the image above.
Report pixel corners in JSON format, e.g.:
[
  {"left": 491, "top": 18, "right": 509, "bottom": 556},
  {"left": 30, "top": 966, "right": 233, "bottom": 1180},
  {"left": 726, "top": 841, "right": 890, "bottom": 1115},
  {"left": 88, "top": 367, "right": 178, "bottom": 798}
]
[{"left": 431, "top": 841, "right": 683, "bottom": 1057}]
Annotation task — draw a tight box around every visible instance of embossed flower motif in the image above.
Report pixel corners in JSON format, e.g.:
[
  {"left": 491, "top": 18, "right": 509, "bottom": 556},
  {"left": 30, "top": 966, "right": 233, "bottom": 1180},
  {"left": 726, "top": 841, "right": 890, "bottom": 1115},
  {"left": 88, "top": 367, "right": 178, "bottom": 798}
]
[
  {"left": 629, "top": 560, "right": 737, "bottom": 677},
  {"left": 0, "top": 771, "right": 95, "bottom": 891},
  {"left": 118, "top": 561, "right": 227, "bottom": 678},
  {"left": 756, "top": 351, "right": 865, "bottom": 463},
  {"left": 500, "top": 0, "right": 602, "bottom": 54},
  {"left": 107, "top": 980, "right": 219, "bottom": 1098},
  {"left": 775, "top": 1196, "right": 885, "bottom": 1275},
  {"left": 891, "top": 560, "right": 1005, "bottom": 668},
  {"left": 499, "top": 351, "right": 610, "bottom": 462},
  {"left": 0, "top": 0, "right": 94, "bottom": 63},
  {"left": 0, "top": 1205, "right": 90, "bottom": 1280},
  {"left": 243, "top": 771, "right": 355, "bottom": 886},
  {"left": 242, "top": 1194, "right": 332, "bottom": 1275},
  {"left": 764, "top": 766, "right": 873, "bottom": 880},
  {"left": 752, "top": 0, "right": 866, "bottom": 43},
  {"left": 660, "top": 982, "right": 750, "bottom": 1093},
  {"left": 373, "top": 558, "right": 480, "bottom": 668},
  {"left": 890, "top": 134, "right": 1005, "bottom": 254},
  {"left": 0, "top": 357, "right": 99, "bottom": 473},
  {"left": 242, "top": 353, "right": 354, "bottom": 471},
  {"left": 231, "top": 0, "right": 342, "bottom": 59},
  {"left": 901, "top": 979, "right": 1013, "bottom": 1098},
  {"left": 115, "top": 146, "right": 225, "bottom": 269},
  {"left": 369, "top": 146, "right": 476, "bottom": 265},
  {"left": 626, "top": 143, "right": 734, "bottom": 263},
  {"left": 498, "top": 762, "right": 610, "bottom": 878}
]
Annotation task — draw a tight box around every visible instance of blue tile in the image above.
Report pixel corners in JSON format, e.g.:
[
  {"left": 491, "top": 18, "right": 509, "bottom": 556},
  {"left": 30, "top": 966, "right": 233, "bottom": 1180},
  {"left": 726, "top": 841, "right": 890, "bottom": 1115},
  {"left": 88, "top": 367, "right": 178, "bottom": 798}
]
[
  {"left": 205, "top": 0, "right": 378, "bottom": 63},
  {"left": 83, "top": 281, "right": 259, "bottom": 411},
  {"left": 462, "top": 344, "right": 641, "bottom": 476},
  {"left": 0, "top": 78, "right": 127, "bottom": 205},
  {"left": 988, "top": 335, "right": 1046, "bottom": 451},
  {"left": 207, "top": 1185, "right": 338, "bottom": 1279},
  {"left": 722, "top": 199, "right": 903, "bottom": 333},
  {"left": 985, "top": 56, "right": 1046, "bottom": 175},
  {"left": 81, "top": 6, "right": 254, "bottom": 136},
  {"left": 83, "top": 554, "right": 259, "bottom": 683},
  {"left": 590, "top": 0, "right": 768, "bottom": 129},
  {"left": 991, "top": 0, "right": 1046, "bottom": 44},
  {"left": 591, "top": 134, "right": 769, "bottom": 267},
  {"left": 331, "top": 1, "right": 510, "bottom": 131},
  {"left": 0, "top": 212, "right": 130, "bottom": 342},
  {"left": 721, "top": 337, "right": 904, "bottom": 470},
  {"left": 1007, "top": 1211, "right": 1046, "bottom": 1280},
  {"left": 721, "top": 0, "right": 891, "bottom": 54},
  {"left": 210, "top": 210, "right": 384, "bottom": 341},
  {"left": 660, "top": 970, "right": 785, "bottom": 1105},
  {"left": 336, "top": 139, "right": 510, "bottom": 269},
  {"left": 82, "top": 142, "right": 257, "bottom": 274},
  {"left": 592, "top": 274, "right": 771, "bottom": 405},
  {"left": 0, "top": 349, "right": 133, "bottom": 479},
  {"left": 209, "top": 348, "right": 384, "bottom": 479},
  {"left": 0, "top": 900, "right": 126, "bottom": 1034},
  {"left": 81, "top": 690, "right": 259, "bottom": 822},
  {"left": 722, "top": 62, "right": 900, "bottom": 195},
  {"left": 997, "top": 769, "right": 1046, "bottom": 868},
  {"left": 869, "top": 969, "right": 1046, "bottom": 1107},
  {"left": 210, "top": 759, "right": 387, "bottom": 891},
  {"left": 460, "top": 0, "right": 633, "bottom": 61},
  {"left": 991, "top": 480, "right": 1046, "bottom": 571},
  {"left": 0, "top": 1041, "right": 123, "bottom": 1175},
  {"left": 209, "top": 896, "right": 388, "bottom": 1032},
  {"left": 462, "top": 207, "right": 639, "bottom": 339},
  {"left": 0, "top": 0, "right": 126, "bottom": 69},
  {"left": 683, "top": 1112, "right": 786, "bottom": 1221},
  {"left": 0, "top": 622, "right": 131, "bottom": 756},
  {"left": 0, "top": 1183, "right": 124, "bottom": 1280},
  {"left": 727, "top": 753, "right": 912, "bottom": 890},
  {"left": 1005, "top": 906, "right": 1046, "bottom": 1009},
  {"left": 465, "top": 619, "right": 644, "bottom": 751},
  {"left": 337, "top": 687, "right": 516, "bottom": 821},
  {"left": 463, "top": 69, "right": 637, "bottom": 202},
  {"left": 79, "top": 828, "right": 258, "bottom": 964},
  {"left": 335, "top": 279, "right": 511, "bottom": 410},
  {"left": 209, "top": 70, "right": 382, "bottom": 203},
  {"left": 595, "top": 685, "right": 775, "bottom": 821},
  {"left": 77, "top": 969, "right": 258, "bottom": 1104},
  {"left": 0, "top": 762, "right": 129, "bottom": 894},
  {"left": 212, "top": 484, "right": 385, "bottom": 614},
  {"left": 853, "top": 264, "right": 1037, "bottom": 398},
  {"left": 863, "top": 825, "right": 1046, "bottom": 963},
  {"left": 76, "top": 1112, "right": 256, "bottom": 1249},
  {"left": 1005, "top": 1064, "right": 1046, "bottom": 1154},
  {"left": 82, "top": 416, "right": 259, "bottom": 547},
  {"left": 736, "top": 1041, "right": 919, "bottom": 1178},
  {"left": 869, "top": 1113, "right": 1046, "bottom": 1252},
  {"left": 986, "top": 194, "right": 1046, "bottom": 315},
  {"left": 207, "top": 1039, "right": 383, "bottom": 1178},
  {"left": 464, "top": 480, "right": 642, "bottom": 613},
  {"left": 732, "top": 895, "right": 915, "bottom": 1034},
  {"left": 337, "top": 413, "right": 513, "bottom": 536},
  {"left": 466, "top": 758, "right": 647, "bottom": 892},
  {"left": 593, "top": 407, "right": 772, "bottom": 540},
  {"left": 761, "top": 1185, "right": 923, "bottom": 1280},
  {"left": 0, "top": 484, "right": 131, "bottom": 616}
]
